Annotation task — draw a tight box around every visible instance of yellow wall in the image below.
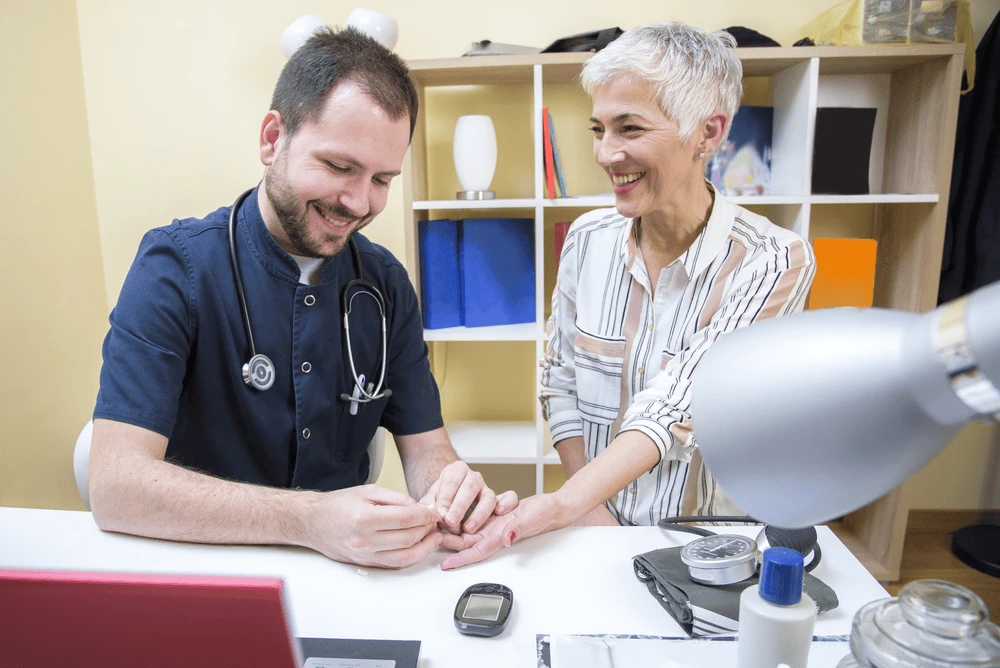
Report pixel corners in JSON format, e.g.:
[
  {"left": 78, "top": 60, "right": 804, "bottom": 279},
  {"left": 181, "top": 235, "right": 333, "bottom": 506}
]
[
  {"left": 2, "top": 0, "right": 998, "bottom": 509},
  {"left": 0, "top": 1, "right": 108, "bottom": 509}
]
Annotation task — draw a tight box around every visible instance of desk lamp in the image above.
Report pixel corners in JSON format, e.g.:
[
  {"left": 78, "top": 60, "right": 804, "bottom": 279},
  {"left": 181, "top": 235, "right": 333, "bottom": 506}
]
[{"left": 692, "top": 281, "right": 1000, "bottom": 575}]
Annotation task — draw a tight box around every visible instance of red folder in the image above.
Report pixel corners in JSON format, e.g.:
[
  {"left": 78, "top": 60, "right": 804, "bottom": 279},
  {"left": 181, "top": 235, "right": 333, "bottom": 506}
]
[
  {"left": 0, "top": 569, "right": 301, "bottom": 667},
  {"left": 542, "top": 107, "right": 556, "bottom": 199}
]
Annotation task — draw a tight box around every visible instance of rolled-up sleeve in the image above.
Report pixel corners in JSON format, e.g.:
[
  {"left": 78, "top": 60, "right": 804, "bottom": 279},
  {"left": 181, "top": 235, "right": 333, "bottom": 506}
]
[
  {"left": 620, "top": 238, "right": 816, "bottom": 463},
  {"left": 94, "top": 228, "right": 194, "bottom": 437},
  {"left": 539, "top": 227, "right": 584, "bottom": 445}
]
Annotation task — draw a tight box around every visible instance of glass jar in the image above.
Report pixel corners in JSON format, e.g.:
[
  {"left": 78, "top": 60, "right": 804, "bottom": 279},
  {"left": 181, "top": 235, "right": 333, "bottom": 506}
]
[{"left": 837, "top": 580, "right": 1000, "bottom": 667}]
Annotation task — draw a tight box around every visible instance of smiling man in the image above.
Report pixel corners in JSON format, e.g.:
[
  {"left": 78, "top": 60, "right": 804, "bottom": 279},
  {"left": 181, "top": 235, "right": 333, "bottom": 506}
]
[{"left": 88, "top": 28, "right": 516, "bottom": 569}]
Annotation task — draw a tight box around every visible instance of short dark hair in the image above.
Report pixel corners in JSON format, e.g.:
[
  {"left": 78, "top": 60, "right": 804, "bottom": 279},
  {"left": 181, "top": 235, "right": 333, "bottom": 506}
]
[{"left": 270, "top": 27, "right": 418, "bottom": 140}]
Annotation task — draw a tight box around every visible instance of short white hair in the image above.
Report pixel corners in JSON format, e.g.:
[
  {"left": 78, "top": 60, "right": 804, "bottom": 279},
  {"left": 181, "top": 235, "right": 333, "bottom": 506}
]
[{"left": 581, "top": 22, "right": 743, "bottom": 144}]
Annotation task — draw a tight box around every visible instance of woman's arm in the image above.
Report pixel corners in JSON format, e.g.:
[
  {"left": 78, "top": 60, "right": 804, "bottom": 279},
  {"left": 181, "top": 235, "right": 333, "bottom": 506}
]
[
  {"left": 438, "top": 238, "right": 817, "bottom": 568},
  {"left": 540, "top": 227, "right": 584, "bottom": 452}
]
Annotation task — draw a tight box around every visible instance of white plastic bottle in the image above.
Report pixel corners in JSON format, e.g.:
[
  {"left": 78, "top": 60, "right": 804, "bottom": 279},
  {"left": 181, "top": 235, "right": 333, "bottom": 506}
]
[{"left": 737, "top": 547, "right": 817, "bottom": 668}]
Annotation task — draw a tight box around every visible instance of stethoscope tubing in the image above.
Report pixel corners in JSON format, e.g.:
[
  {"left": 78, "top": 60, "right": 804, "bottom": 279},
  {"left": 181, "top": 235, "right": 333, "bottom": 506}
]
[{"left": 228, "top": 187, "right": 390, "bottom": 401}]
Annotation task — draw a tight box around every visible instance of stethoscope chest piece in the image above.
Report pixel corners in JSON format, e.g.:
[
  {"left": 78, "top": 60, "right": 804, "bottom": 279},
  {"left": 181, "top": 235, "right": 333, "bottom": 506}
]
[{"left": 242, "top": 353, "right": 275, "bottom": 391}]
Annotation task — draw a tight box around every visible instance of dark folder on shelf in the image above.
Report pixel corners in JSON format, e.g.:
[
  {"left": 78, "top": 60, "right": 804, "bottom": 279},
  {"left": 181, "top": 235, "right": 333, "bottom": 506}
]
[
  {"left": 417, "top": 219, "right": 463, "bottom": 329},
  {"left": 812, "top": 107, "right": 877, "bottom": 195},
  {"left": 460, "top": 218, "right": 535, "bottom": 327}
]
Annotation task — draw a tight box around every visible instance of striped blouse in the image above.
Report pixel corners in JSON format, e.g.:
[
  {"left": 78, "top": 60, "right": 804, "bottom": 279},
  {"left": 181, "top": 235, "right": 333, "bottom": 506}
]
[{"left": 540, "top": 185, "right": 816, "bottom": 526}]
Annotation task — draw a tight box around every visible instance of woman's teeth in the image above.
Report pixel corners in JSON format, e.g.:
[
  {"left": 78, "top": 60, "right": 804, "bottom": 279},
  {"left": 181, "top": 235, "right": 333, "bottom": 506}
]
[{"left": 613, "top": 172, "right": 645, "bottom": 186}]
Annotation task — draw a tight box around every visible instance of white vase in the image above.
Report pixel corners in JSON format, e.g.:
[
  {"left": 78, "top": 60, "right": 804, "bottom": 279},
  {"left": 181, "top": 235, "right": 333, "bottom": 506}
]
[
  {"left": 453, "top": 115, "right": 497, "bottom": 198},
  {"left": 345, "top": 8, "right": 399, "bottom": 50},
  {"left": 280, "top": 14, "right": 327, "bottom": 58}
]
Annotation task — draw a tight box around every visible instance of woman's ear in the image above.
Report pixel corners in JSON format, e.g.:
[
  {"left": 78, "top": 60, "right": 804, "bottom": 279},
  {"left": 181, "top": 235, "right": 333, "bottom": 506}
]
[
  {"left": 699, "top": 110, "right": 730, "bottom": 158},
  {"left": 259, "top": 111, "right": 286, "bottom": 167}
]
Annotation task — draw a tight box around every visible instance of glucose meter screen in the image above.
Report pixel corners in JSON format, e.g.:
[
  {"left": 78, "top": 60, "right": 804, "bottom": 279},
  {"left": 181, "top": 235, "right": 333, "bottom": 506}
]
[{"left": 463, "top": 594, "right": 503, "bottom": 621}]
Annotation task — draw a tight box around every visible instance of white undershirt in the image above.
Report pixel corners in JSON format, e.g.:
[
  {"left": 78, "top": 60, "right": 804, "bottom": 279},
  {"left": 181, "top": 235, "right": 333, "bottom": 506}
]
[{"left": 289, "top": 253, "right": 327, "bottom": 286}]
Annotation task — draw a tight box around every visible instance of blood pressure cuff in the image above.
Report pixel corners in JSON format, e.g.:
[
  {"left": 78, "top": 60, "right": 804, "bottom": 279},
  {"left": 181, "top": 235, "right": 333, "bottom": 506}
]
[{"left": 633, "top": 547, "right": 839, "bottom": 637}]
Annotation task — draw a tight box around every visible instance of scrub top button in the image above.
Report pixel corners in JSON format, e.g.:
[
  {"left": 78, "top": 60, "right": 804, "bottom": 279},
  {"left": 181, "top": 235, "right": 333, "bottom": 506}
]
[
  {"left": 302, "top": 428, "right": 311, "bottom": 440},
  {"left": 301, "top": 362, "right": 312, "bottom": 373},
  {"left": 304, "top": 295, "right": 316, "bottom": 306}
]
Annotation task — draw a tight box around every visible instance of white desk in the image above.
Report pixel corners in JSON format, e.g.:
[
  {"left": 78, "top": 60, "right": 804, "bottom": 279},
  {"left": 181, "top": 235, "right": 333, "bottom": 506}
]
[{"left": 0, "top": 508, "right": 888, "bottom": 666}]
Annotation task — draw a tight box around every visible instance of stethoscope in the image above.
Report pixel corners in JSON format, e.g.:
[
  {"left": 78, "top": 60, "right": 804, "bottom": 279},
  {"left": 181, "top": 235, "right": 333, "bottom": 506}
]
[{"left": 228, "top": 188, "right": 392, "bottom": 410}]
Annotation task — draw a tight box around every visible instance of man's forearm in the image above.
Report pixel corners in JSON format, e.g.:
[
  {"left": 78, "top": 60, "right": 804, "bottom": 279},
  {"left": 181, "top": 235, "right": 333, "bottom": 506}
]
[
  {"left": 90, "top": 453, "right": 319, "bottom": 550},
  {"left": 396, "top": 429, "right": 459, "bottom": 500}
]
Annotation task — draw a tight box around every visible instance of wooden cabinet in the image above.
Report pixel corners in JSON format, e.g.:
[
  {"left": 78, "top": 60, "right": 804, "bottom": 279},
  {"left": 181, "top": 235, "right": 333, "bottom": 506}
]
[{"left": 401, "top": 44, "right": 965, "bottom": 581}]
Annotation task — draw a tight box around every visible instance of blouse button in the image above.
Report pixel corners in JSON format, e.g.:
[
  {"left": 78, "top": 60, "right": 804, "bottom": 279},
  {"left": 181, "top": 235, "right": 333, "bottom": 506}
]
[
  {"left": 301, "top": 362, "right": 312, "bottom": 373},
  {"left": 302, "top": 428, "right": 311, "bottom": 439},
  {"left": 304, "top": 295, "right": 316, "bottom": 306}
]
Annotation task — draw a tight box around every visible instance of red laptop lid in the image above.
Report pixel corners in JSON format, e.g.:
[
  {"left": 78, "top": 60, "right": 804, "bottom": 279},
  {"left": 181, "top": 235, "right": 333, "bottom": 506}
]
[{"left": 0, "top": 569, "right": 302, "bottom": 667}]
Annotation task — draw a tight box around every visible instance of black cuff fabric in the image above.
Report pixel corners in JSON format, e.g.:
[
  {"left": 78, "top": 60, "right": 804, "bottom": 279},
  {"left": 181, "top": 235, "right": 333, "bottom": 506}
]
[{"left": 633, "top": 547, "right": 839, "bottom": 638}]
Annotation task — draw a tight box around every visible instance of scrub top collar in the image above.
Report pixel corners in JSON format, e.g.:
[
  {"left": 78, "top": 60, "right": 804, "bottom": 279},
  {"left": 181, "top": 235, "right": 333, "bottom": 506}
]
[{"left": 239, "top": 186, "right": 350, "bottom": 287}]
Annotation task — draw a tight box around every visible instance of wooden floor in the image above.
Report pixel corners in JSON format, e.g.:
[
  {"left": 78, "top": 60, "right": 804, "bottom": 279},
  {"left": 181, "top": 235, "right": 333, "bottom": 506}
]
[{"left": 882, "top": 511, "right": 1000, "bottom": 623}]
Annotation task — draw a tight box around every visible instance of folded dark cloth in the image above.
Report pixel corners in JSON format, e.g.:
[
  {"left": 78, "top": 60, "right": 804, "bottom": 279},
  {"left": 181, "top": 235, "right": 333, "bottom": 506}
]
[
  {"left": 634, "top": 547, "right": 839, "bottom": 637},
  {"left": 724, "top": 26, "right": 781, "bottom": 47}
]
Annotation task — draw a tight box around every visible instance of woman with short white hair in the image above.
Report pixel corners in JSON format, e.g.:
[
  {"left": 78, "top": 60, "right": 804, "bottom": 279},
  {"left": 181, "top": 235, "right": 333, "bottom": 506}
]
[{"left": 440, "top": 22, "right": 815, "bottom": 569}]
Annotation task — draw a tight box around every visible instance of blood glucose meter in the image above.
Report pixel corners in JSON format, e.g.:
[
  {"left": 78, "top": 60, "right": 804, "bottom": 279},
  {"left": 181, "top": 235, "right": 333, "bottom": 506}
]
[{"left": 453, "top": 583, "right": 513, "bottom": 637}]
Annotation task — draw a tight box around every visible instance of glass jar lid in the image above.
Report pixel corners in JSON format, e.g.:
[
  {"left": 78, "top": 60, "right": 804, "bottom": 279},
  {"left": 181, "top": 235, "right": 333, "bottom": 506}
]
[{"left": 851, "top": 580, "right": 1000, "bottom": 667}]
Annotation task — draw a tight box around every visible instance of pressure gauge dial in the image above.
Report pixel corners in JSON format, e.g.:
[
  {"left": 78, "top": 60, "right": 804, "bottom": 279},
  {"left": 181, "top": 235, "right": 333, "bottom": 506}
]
[{"left": 680, "top": 534, "right": 760, "bottom": 585}]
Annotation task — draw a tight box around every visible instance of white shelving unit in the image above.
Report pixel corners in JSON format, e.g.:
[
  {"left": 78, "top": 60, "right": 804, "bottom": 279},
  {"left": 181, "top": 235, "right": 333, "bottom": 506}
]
[{"left": 402, "top": 45, "right": 965, "bottom": 579}]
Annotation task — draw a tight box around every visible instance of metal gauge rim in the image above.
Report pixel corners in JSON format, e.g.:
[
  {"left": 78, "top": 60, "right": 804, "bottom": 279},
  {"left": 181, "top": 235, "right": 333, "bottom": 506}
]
[{"left": 680, "top": 533, "right": 760, "bottom": 585}]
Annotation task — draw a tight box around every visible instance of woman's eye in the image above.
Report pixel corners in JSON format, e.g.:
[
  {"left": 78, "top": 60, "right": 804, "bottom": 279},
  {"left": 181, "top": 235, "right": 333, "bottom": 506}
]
[
  {"left": 328, "top": 162, "right": 350, "bottom": 173},
  {"left": 589, "top": 126, "right": 604, "bottom": 135},
  {"left": 622, "top": 125, "right": 643, "bottom": 133}
]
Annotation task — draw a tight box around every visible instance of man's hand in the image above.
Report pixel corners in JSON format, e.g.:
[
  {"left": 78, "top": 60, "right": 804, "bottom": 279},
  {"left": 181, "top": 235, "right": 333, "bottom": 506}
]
[
  {"left": 419, "top": 461, "right": 518, "bottom": 535},
  {"left": 305, "top": 485, "right": 442, "bottom": 569},
  {"left": 437, "top": 493, "right": 568, "bottom": 570}
]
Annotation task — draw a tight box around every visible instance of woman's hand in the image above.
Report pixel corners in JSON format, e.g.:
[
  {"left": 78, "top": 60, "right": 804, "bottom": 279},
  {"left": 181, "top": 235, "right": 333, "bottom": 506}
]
[{"left": 438, "top": 494, "right": 570, "bottom": 570}]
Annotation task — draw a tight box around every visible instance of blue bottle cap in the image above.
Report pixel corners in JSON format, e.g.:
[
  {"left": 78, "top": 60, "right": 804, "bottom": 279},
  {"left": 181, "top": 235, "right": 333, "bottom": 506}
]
[{"left": 759, "top": 547, "right": 805, "bottom": 606}]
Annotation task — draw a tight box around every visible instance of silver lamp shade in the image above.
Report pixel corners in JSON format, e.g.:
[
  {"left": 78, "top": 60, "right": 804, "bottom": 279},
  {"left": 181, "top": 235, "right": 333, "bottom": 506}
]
[{"left": 690, "top": 281, "right": 1000, "bottom": 528}]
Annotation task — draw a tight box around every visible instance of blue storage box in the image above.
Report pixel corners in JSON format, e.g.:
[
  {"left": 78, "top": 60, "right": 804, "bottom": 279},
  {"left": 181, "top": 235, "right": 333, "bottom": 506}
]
[
  {"left": 417, "top": 219, "right": 463, "bottom": 329},
  {"left": 459, "top": 218, "right": 535, "bottom": 327}
]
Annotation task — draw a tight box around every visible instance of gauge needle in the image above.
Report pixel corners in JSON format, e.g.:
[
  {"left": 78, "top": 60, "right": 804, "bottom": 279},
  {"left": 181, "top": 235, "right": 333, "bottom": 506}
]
[{"left": 708, "top": 540, "right": 738, "bottom": 557}]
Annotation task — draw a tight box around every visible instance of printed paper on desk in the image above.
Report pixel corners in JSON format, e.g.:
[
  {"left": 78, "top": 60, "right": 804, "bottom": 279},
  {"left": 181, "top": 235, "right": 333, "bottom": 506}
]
[
  {"left": 304, "top": 658, "right": 395, "bottom": 668},
  {"left": 543, "top": 634, "right": 851, "bottom": 668}
]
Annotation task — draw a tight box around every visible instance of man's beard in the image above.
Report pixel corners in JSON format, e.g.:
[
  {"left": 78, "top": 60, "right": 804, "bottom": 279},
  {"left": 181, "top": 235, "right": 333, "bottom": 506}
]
[{"left": 263, "top": 157, "right": 367, "bottom": 259}]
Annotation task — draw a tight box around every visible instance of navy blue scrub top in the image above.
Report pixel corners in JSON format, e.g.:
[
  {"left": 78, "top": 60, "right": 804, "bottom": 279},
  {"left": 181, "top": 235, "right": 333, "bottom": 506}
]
[{"left": 94, "top": 187, "right": 443, "bottom": 491}]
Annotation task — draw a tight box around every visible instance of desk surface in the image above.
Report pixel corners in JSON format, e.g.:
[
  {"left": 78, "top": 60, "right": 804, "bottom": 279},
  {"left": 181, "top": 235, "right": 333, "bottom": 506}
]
[{"left": 0, "top": 508, "right": 888, "bottom": 667}]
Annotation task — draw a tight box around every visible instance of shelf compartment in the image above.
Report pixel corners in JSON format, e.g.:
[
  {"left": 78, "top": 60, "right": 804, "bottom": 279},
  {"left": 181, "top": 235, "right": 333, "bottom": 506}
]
[
  {"left": 447, "top": 421, "right": 538, "bottom": 464},
  {"left": 422, "top": 83, "right": 534, "bottom": 201}
]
